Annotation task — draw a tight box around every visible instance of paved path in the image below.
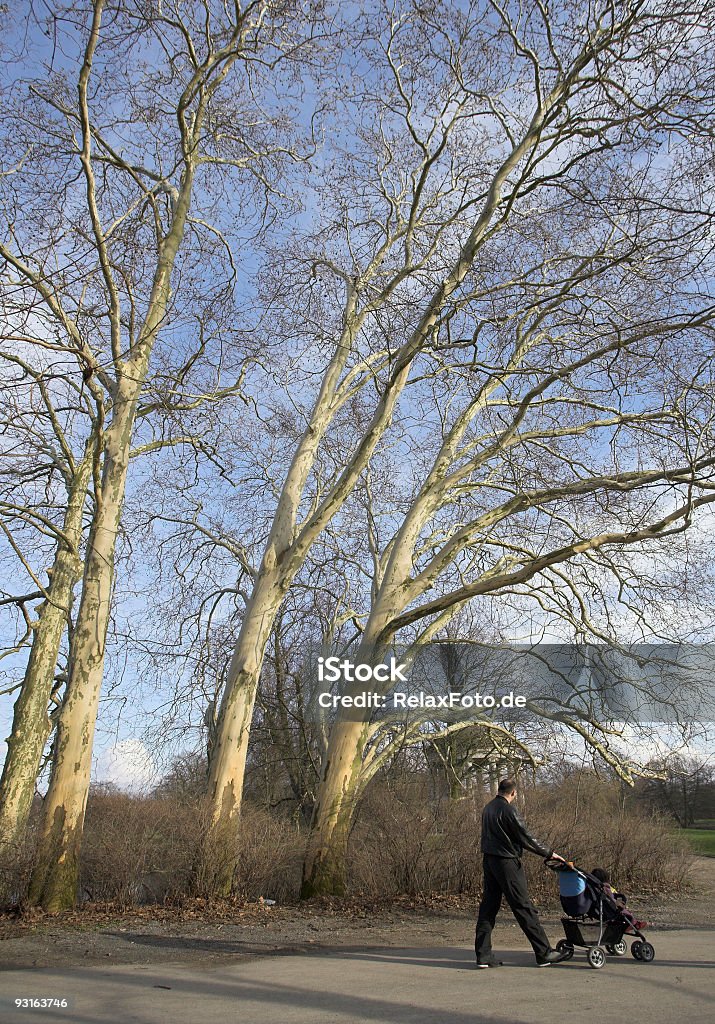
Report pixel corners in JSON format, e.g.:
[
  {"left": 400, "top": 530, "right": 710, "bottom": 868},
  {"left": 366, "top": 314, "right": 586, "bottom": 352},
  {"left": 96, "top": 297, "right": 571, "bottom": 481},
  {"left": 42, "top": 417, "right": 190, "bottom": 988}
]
[{"left": 1, "top": 930, "right": 712, "bottom": 1024}]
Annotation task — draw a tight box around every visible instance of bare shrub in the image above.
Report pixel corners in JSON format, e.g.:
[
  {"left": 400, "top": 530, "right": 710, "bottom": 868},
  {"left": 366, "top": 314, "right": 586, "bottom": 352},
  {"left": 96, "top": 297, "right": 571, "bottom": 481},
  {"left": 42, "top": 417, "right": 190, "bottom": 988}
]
[
  {"left": 233, "top": 805, "right": 305, "bottom": 902},
  {"left": 348, "top": 775, "right": 691, "bottom": 901},
  {"left": 80, "top": 792, "right": 305, "bottom": 905},
  {"left": 188, "top": 802, "right": 305, "bottom": 902},
  {"left": 0, "top": 821, "right": 38, "bottom": 909},
  {"left": 349, "top": 783, "right": 482, "bottom": 896},
  {"left": 2, "top": 773, "right": 689, "bottom": 910},
  {"left": 523, "top": 774, "right": 691, "bottom": 898},
  {"left": 80, "top": 789, "right": 198, "bottom": 906}
]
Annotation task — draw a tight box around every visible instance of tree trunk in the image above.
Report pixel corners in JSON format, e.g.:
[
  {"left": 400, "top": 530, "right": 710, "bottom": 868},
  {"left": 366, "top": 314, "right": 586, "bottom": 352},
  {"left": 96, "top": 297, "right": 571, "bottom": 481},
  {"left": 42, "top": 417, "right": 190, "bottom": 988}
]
[
  {"left": 448, "top": 773, "right": 465, "bottom": 802},
  {"left": 199, "top": 574, "right": 283, "bottom": 894},
  {"left": 27, "top": 400, "right": 133, "bottom": 912},
  {"left": 301, "top": 606, "right": 405, "bottom": 897},
  {"left": 0, "top": 447, "right": 93, "bottom": 854},
  {"left": 301, "top": 717, "right": 369, "bottom": 897}
]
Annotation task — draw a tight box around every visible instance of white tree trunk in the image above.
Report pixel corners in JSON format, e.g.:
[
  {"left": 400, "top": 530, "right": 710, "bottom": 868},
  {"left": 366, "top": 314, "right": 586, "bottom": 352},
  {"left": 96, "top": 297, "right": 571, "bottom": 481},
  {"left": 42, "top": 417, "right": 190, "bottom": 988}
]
[
  {"left": 301, "top": 717, "right": 369, "bottom": 897},
  {"left": 202, "top": 572, "right": 284, "bottom": 893},
  {"left": 27, "top": 399, "right": 134, "bottom": 912},
  {"left": 0, "top": 448, "right": 92, "bottom": 854},
  {"left": 301, "top": 619, "right": 391, "bottom": 897}
]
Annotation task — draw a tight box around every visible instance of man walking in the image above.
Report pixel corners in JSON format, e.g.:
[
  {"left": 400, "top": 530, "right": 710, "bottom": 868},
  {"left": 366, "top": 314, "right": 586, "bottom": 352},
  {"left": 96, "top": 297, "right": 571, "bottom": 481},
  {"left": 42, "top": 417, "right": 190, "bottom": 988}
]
[{"left": 475, "top": 779, "right": 568, "bottom": 968}]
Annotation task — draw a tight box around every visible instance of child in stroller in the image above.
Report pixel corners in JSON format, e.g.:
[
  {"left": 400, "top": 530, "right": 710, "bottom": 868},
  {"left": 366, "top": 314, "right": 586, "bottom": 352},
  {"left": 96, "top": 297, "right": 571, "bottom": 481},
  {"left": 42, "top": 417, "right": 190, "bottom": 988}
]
[
  {"left": 590, "top": 867, "right": 649, "bottom": 933},
  {"left": 546, "top": 857, "right": 655, "bottom": 969}
]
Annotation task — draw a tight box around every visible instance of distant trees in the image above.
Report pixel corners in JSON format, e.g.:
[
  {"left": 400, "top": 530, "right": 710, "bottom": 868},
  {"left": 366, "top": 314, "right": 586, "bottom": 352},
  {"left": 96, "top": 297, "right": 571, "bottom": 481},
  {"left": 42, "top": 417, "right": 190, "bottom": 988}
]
[
  {"left": 637, "top": 757, "right": 715, "bottom": 828},
  {"left": 151, "top": 753, "right": 209, "bottom": 806}
]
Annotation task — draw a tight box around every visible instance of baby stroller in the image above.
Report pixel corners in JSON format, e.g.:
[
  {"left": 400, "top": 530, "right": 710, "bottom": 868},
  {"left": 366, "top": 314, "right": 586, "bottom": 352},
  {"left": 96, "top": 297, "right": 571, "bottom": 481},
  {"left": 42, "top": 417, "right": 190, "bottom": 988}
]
[{"left": 545, "top": 857, "right": 655, "bottom": 969}]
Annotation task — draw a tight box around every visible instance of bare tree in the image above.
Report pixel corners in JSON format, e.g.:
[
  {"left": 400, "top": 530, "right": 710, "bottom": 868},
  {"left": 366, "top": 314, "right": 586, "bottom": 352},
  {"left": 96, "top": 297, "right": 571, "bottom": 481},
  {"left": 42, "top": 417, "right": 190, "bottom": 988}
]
[
  {"left": 203, "top": 0, "right": 715, "bottom": 895},
  {"left": 302, "top": 310, "right": 715, "bottom": 893},
  {"left": 1, "top": 0, "right": 321, "bottom": 911},
  {"left": 0, "top": 349, "right": 97, "bottom": 851},
  {"left": 638, "top": 755, "right": 715, "bottom": 827},
  {"left": 4, "top": 0, "right": 714, "bottom": 908}
]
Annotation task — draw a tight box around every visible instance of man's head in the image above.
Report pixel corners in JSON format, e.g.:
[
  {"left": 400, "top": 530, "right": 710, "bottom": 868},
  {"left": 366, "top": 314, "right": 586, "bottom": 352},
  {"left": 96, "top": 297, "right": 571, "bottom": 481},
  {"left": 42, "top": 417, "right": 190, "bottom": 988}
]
[{"left": 498, "top": 779, "right": 517, "bottom": 802}]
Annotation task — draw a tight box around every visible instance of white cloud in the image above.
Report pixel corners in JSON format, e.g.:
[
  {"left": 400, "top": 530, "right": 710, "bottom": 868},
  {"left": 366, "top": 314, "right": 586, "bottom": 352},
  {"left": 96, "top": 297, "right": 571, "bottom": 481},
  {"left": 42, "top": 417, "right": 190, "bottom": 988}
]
[{"left": 92, "top": 738, "right": 156, "bottom": 792}]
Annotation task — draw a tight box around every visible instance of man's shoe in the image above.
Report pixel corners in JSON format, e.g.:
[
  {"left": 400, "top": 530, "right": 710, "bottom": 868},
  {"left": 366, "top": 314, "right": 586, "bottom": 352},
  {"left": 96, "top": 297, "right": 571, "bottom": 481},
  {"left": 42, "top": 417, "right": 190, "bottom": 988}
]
[
  {"left": 475, "top": 957, "right": 503, "bottom": 968},
  {"left": 535, "top": 949, "right": 569, "bottom": 967}
]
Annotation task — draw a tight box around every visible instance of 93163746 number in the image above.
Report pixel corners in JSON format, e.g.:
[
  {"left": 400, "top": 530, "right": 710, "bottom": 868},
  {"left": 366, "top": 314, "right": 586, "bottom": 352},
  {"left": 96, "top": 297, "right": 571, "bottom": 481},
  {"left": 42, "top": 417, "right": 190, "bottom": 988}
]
[{"left": 14, "top": 998, "right": 69, "bottom": 1009}]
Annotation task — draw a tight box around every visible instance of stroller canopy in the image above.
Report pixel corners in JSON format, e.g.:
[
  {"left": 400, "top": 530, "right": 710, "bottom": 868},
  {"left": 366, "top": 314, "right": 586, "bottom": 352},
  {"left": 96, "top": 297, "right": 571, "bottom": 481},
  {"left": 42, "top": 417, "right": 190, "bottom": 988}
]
[
  {"left": 558, "top": 868, "right": 593, "bottom": 917},
  {"left": 559, "top": 870, "right": 587, "bottom": 897}
]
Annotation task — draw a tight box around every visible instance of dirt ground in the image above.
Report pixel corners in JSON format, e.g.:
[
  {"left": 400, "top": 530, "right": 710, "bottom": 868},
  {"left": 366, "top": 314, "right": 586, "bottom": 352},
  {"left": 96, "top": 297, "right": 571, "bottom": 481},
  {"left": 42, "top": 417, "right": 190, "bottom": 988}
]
[{"left": 1, "top": 858, "right": 712, "bottom": 972}]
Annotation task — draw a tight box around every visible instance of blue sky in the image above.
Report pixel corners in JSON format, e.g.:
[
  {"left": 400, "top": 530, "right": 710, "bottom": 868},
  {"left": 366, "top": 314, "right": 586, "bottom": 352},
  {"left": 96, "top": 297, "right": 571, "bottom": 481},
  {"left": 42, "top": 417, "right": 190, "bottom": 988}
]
[{"left": 2, "top": 1, "right": 715, "bottom": 791}]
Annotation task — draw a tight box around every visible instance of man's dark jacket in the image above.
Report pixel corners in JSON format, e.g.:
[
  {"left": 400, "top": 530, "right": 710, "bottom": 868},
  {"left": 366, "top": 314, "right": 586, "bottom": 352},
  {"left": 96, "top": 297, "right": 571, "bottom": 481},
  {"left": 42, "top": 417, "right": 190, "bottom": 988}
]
[{"left": 480, "top": 795, "right": 552, "bottom": 859}]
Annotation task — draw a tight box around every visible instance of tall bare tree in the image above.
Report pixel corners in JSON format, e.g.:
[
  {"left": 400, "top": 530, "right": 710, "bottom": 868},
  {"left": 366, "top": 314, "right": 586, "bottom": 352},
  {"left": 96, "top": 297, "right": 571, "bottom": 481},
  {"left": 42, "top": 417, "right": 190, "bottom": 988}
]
[
  {"left": 205, "top": 0, "right": 715, "bottom": 894},
  {"left": 0, "top": 333, "right": 233, "bottom": 853},
  {"left": 0, "top": 349, "right": 97, "bottom": 852},
  {"left": 1, "top": 0, "right": 321, "bottom": 911}
]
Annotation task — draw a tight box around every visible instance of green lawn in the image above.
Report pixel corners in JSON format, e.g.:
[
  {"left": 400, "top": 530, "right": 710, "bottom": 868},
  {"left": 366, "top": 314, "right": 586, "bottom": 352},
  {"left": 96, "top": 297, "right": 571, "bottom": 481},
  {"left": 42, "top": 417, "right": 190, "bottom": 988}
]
[{"left": 683, "top": 829, "right": 715, "bottom": 857}]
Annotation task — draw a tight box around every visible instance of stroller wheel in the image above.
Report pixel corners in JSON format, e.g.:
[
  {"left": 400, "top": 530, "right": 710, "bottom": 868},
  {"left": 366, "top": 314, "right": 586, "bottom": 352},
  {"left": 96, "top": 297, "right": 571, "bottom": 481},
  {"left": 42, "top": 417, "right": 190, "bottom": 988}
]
[
  {"left": 631, "top": 941, "right": 643, "bottom": 960},
  {"left": 606, "top": 940, "right": 627, "bottom": 957},
  {"left": 587, "top": 946, "right": 606, "bottom": 969},
  {"left": 638, "top": 941, "right": 655, "bottom": 963},
  {"left": 556, "top": 940, "right": 574, "bottom": 961}
]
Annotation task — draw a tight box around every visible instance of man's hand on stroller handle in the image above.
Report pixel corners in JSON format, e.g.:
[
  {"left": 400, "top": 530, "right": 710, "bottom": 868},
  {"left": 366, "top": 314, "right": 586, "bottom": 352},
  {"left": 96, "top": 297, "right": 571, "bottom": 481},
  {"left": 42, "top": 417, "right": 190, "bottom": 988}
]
[{"left": 544, "top": 852, "right": 575, "bottom": 869}]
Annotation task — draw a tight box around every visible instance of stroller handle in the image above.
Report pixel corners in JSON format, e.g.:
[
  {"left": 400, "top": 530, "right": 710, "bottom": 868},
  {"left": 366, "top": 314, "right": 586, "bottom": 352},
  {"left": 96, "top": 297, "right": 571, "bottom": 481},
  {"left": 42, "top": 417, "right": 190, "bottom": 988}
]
[{"left": 544, "top": 856, "right": 575, "bottom": 871}]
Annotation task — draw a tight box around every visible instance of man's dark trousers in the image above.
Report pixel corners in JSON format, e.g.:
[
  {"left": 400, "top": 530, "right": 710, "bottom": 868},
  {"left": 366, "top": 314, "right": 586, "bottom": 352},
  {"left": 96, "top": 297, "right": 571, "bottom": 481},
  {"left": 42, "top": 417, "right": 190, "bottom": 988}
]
[{"left": 475, "top": 854, "right": 551, "bottom": 961}]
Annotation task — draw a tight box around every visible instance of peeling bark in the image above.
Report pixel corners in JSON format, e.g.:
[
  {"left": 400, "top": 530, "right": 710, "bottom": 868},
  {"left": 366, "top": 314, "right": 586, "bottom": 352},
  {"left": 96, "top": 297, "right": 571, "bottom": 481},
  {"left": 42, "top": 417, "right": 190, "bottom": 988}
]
[
  {"left": 202, "top": 573, "right": 284, "bottom": 894},
  {"left": 301, "top": 625, "right": 388, "bottom": 898},
  {"left": 0, "top": 446, "right": 93, "bottom": 854},
  {"left": 301, "top": 718, "right": 368, "bottom": 897},
  {"left": 0, "top": 0, "right": 314, "bottom": 910},
  {"left": 28, "top": 400, "right": 134, "bottom": 912}
]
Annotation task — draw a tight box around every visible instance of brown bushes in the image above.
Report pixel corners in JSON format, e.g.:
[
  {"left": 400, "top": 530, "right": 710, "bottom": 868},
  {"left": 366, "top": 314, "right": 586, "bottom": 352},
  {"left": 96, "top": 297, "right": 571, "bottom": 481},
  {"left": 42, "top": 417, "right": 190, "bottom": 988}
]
[
  {"left": 80, "top": 790, "right": 198, "bottom": 905},
  {"left": 348, "top": 785, "right": 482, "bottom": 896},
  {"left": 348, "top": 776, "right": 691, "bottom": 902},
  {"left": 521, "top": 774, "right": 691, "bottom": 897},
  {"left": 232, "top": 804, "right": 305, "bottom": 902},
  {"left": 0, "top": 825, "right": 37, "bottom": 908},
  {"left": 80, "top": 792, "right": 305, "bottom": 906},
  {"left": 0, "top": 774, "right": 691, "bottom": 910}
]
